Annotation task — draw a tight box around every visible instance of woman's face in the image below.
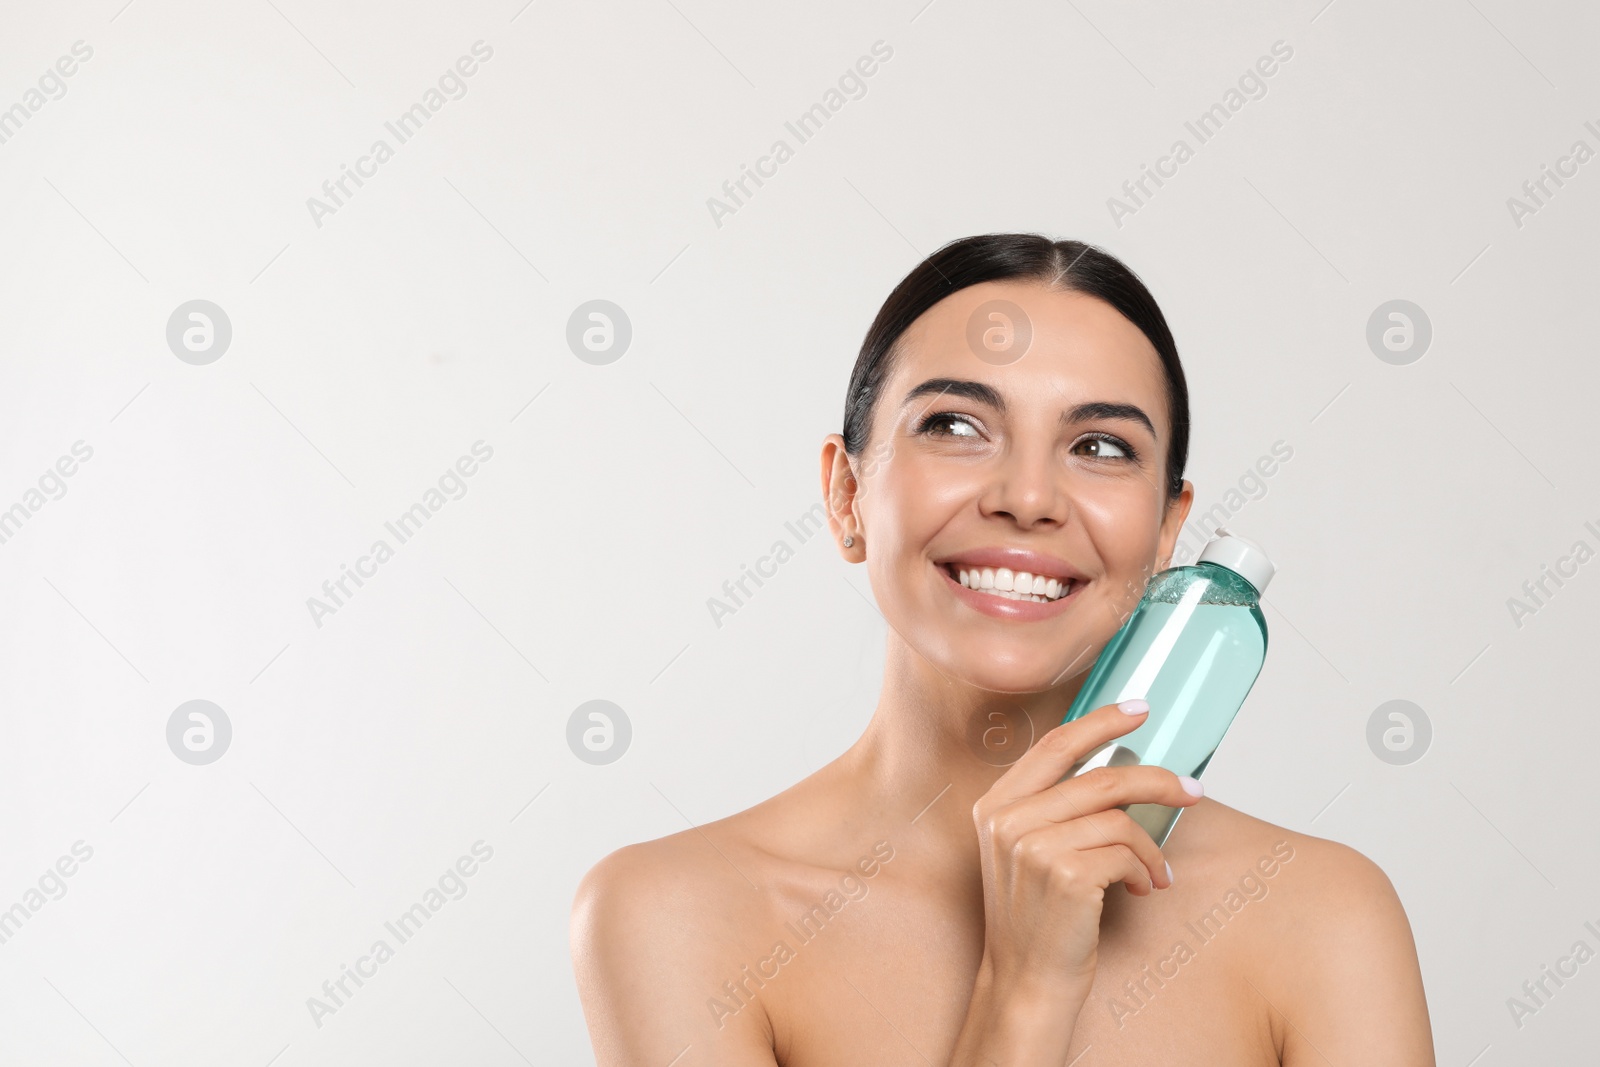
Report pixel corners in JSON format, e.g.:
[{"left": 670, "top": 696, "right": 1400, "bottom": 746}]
[{"left": 828, "top": 279, "right": 1193, "bottom": 694}]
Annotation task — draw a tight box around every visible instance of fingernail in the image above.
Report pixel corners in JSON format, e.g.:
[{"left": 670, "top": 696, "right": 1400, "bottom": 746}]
[
  {"left": 1118, "top": 699, "right": 1149, "bottom": 715},
  {"left": 1164, "top": 860, "right": 1173, "bottom": 887},
  {"left": 1179, "top": 775, "right": 1204, "bottom": 797}
]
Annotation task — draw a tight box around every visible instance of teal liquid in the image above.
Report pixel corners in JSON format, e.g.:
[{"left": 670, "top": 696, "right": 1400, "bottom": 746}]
[{"left": 1060, "top": 563, "right": 1268, "bottom": 846}]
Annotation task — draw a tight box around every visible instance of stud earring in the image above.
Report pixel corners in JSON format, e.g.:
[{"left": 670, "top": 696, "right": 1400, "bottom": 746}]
[{"left": 842, "top": 535, "right": 855, "bottom": 548}]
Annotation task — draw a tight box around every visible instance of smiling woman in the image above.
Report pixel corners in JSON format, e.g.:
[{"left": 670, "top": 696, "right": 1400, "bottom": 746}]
[{"left": 571, "top": 234, "right": 1436, "bottom": 1066}]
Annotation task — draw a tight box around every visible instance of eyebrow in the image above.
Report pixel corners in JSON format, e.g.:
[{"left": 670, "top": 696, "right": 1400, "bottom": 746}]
[{"left": 901, "top": 377, "right": 1157, "bottom": 438}]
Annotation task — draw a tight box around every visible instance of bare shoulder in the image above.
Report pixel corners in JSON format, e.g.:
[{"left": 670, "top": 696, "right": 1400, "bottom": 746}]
[
  {"left": 1170, "top": 796, "right": 1400, "bottom": 893},
  {"left": 571, "top": 811, "right": 783, "bottom": 980},
  {"left": 571, "top": 778, "right": 832, "bottom": 950},
  {"left": 570, "top": 818, "right": 785, "bottom": 1063},
  {"left": 567, "top": 759, "right": 878, "bottom": 1062},
  {"left": 573, "top": 825, "right": 764, "bottom": 937},
  {"left": 1164, "top": 796, "right": 1413, "bottom": 946},
  {"left": 1171, "top": 799, "right": 1408, "bottom": 927},
  {"left": 1167, "top": 798, "right": 1434, "bottom": 1063}
]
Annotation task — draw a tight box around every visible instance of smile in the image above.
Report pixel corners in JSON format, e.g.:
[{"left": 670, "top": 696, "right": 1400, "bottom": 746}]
[{"left": 945, "top": 564, "right": 1075, "bottom": 603}]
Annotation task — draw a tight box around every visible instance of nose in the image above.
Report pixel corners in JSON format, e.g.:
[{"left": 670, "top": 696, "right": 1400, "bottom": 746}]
[{"left": 978, "top": 441, "right": 1069, "bottom": 530}]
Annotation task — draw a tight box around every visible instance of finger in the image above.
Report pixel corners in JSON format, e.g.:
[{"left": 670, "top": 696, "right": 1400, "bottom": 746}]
[
  {"left": 1014, "top": 822, "right": 1167, "bottom": 897},
  {"left": 984, "top": 700, "right": 1151, "bottom": 806},
  {"left": 1012, "top": 763, "right": 1203, "bottom": 827},
  {"left": 1019, "top": 807, "right": 1173, "bottom": 893}
]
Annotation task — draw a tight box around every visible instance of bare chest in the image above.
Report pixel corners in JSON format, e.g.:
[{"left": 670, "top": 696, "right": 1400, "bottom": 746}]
[{"left": 758, "top": 884, "right": 1279, "bottom": 1066}]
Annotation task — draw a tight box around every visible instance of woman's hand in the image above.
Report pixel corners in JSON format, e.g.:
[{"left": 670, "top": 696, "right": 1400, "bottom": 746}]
[{"left": 949, "top": 699, "right": 1204, "bottom": 1063}]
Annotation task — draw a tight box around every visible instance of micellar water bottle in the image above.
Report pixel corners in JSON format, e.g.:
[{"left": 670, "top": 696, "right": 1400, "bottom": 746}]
[{"left": 1058, "top": 528, "right": 1274, "bottom": 847}]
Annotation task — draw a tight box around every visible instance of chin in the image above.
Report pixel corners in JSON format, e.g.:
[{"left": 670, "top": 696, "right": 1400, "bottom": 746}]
[{"left": 939, "top": 646, "right": 1080, "bottom": 696}]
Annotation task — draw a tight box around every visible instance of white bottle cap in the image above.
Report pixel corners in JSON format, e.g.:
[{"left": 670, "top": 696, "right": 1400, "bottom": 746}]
[{"left": 1197, "top": 527, "right": 1275, "bottom": 594}]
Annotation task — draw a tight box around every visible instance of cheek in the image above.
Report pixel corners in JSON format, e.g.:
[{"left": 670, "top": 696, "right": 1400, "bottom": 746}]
[
  {"left": 861, "top": 458, "right": 976, "bottom": 545},
  {"left": 1068, "top": 476, "right": 1166, "bottom": 567},
  {"left": 857, "top": 460, "right": 972, "bottom": 591},
  {"left": 1069, "top": 467, "right": 1160, "bottom": 514}
]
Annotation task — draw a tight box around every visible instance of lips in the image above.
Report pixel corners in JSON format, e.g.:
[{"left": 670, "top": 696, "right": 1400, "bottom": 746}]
[
  {"left": 934, "top": 548, "right": 1089, "bottom": 613},
  {"left": 950, "top": 564, "right": 1073, "bottom": 603}
]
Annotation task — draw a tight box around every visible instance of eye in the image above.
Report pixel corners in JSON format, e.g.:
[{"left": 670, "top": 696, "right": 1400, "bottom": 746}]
[
  {"left": 915, "top": 411, "right": 983, "bottom": 439},
  {"left": 1074, "top": 432, "right": 1137, "bottom": 460}
]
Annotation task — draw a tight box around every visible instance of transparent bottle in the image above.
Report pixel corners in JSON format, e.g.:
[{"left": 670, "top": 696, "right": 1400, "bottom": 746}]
[{"left": 1059, "top": 529, "right": 1273, "bottom": 846}]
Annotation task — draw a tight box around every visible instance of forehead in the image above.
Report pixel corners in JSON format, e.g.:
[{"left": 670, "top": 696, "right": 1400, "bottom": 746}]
[{"left": 885, "top": 279, "right": 1169, "bottom": 427}]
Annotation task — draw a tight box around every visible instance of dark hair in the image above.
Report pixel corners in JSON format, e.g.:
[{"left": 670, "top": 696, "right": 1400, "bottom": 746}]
[{"left": 842, "top": 233, "right": 1190, "bottom": 502}]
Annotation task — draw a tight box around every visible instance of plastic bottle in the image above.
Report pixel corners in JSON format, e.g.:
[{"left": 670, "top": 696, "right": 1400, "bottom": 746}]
[{"left": 1058, "top": 528, "right": 1274, "bottom": 846}]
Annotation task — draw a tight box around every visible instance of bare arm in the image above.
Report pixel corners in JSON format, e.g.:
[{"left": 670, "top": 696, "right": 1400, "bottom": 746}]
[
  {"left": 571, "top": 844, "right": 780, "bottom": 1067},
  {"left": 1269, "top": 843, "right": 1436, "bottom": 1066}
]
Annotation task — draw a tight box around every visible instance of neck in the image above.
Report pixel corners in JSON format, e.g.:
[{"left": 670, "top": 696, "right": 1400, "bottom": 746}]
[{"left": 838, "top": 635, "right": 1088, "bottom": 864}]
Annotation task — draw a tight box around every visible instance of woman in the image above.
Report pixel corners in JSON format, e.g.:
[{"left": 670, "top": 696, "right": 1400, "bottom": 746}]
[{"left": 571, "top": 234, "right": 1435, "bottom": 1064}]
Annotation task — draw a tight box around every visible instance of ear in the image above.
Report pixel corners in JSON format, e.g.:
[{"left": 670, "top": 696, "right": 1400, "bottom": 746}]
[
  {"left": 1155, "top": 479, "right": 1194, "bottom": 569},
  {"left": 819, "top": 433, "right": 864, "bottom": 561}
]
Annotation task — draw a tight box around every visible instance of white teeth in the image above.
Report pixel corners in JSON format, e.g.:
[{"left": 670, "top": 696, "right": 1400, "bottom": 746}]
[
  {"left": 992, "top": 588, "right": 1046, "bottom": 601},
  {"left": 952, "top": 565, "right": 1075, "bottom": 602}
]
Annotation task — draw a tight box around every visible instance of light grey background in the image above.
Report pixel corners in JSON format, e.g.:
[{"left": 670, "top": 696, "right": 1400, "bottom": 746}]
[{"left": 1, "top": 0, "right": 1595, "bottom": 1062}]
